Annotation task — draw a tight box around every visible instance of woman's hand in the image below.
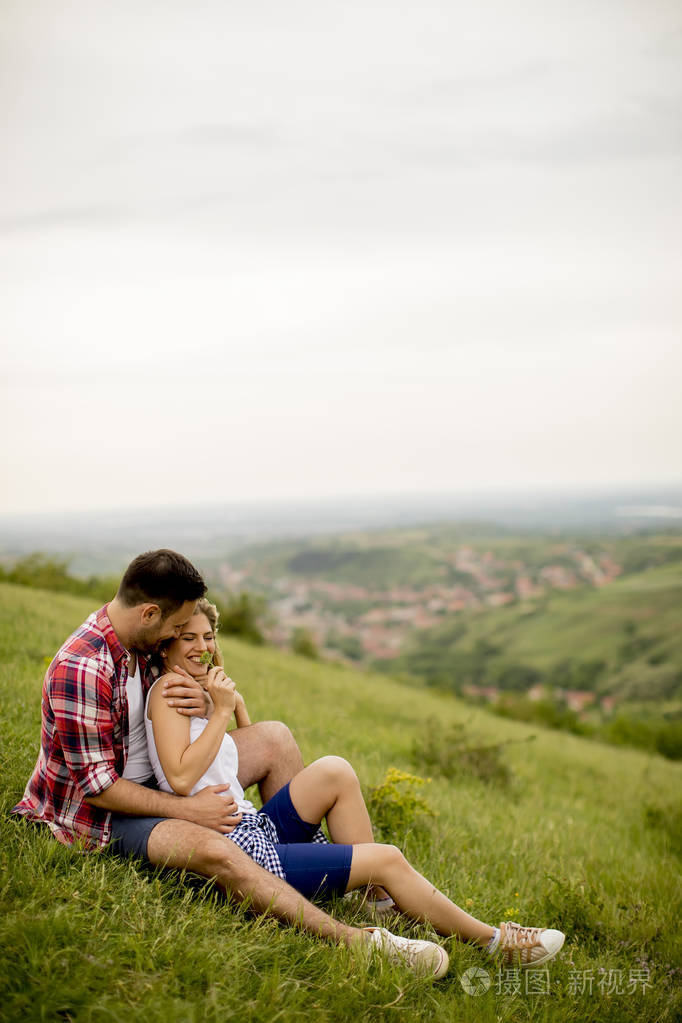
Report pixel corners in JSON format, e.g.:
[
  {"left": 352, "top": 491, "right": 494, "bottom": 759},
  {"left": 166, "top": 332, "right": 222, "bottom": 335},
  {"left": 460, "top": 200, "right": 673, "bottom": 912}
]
[{"left": 204, "top": 666, "right": 237, "bottom": 718}]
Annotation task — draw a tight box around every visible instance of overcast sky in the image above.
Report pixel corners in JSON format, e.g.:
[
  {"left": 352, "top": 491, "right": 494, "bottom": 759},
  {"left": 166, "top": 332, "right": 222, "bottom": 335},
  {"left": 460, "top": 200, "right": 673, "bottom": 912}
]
[{"left": 1, "top": 0, "right": 681, "bottom": 514}]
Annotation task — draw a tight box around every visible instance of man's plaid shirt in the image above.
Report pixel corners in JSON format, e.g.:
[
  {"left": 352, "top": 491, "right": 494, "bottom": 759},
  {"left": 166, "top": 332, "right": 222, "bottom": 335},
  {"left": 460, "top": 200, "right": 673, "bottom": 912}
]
[{"left": 12, "top": 606, "right": 151, "bottom": 849}]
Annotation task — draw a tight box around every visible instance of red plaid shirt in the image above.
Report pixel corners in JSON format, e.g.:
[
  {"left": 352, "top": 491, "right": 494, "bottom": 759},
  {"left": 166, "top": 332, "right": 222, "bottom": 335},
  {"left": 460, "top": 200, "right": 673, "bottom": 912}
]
[{"left": 12, "top": 606, "right": 154, "bottom": 849}]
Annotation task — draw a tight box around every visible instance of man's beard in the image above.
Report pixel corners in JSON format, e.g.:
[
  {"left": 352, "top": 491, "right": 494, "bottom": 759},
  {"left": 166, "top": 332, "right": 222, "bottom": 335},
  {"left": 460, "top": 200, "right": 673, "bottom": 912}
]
[{"left": 131, "top": 626, "right": 163, "bottom": 655}]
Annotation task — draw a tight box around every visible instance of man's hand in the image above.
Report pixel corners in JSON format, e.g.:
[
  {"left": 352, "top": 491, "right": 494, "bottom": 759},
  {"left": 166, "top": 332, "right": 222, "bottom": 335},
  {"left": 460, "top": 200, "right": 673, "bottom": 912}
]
[
  {"left": 87, "top": 778, "right": 243, "bottom": 834},
  {"left": 162, "top": 666, "right": 210, "bottom": 716},
  {"left": 186, "top": 784, "right": 243, "bottom": 834}
]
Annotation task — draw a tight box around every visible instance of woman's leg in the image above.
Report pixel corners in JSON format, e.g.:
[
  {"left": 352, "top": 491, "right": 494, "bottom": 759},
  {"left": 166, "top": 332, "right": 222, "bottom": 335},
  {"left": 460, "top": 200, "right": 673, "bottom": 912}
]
[
  {"left": 287, "top": 756, "right": 374, "bottom": 844},
  {"left": 287, "top": 757, "right": 391, "bottom": 905},
  {"left": 346, "top": 842, "right": 495, "bottom": 945}
]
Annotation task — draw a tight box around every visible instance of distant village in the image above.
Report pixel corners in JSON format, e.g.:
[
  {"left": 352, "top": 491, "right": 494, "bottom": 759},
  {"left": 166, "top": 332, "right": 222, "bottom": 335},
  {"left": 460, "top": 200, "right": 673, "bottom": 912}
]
[
  {"left": 214, "top": 544, "right": 622, "bottom": 707},
  {"left": 459, "top": 682, "right": 617, "bottom": 716}
]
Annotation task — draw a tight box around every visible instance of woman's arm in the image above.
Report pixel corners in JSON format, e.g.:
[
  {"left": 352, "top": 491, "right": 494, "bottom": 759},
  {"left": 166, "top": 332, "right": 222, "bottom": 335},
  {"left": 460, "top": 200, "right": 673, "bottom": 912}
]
[
  {"left": 233, "top": 690, "right": 252, "bottom": 728},
  {"left": 149, "top": 669, "right": 236, "bottom": 796}
]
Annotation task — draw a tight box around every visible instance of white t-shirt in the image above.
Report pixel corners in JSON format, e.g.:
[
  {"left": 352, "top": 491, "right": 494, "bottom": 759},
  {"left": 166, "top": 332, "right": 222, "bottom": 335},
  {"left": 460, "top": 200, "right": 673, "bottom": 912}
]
[
  {"left": 144, "top": 681, "right": 255, "bottom": 813},
  {"left": 121, "top": 659, "right": 154, "bottom": 782}
]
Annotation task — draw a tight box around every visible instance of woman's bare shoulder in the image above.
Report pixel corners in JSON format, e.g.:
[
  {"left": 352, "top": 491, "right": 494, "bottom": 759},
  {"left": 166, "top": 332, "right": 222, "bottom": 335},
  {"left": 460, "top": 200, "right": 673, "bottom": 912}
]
[{"left": 147, "top": 676, "right": 172, "bottom": 719}]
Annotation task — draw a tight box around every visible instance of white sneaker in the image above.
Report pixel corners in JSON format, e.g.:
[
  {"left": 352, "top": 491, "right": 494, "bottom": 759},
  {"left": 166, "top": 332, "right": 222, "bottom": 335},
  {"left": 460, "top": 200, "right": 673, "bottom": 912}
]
[
  {"left": 369, "top": 894, "right": 397, "bottom": 918},
  {"left": 498, "top": 921, "right": 566, "bottom": 967},
  {"left": 366, "top": 927, "right": 449, "bottom": 979},
  {"left": 343, "top": 887, "right": 397, "bottom": 918}
]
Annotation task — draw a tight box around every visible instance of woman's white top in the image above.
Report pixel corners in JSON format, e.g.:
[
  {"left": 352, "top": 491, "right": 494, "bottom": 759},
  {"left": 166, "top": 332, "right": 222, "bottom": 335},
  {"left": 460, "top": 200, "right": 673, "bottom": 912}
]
[
  {"left": 122, "top": 659, "right": 154, "bottom": 782},
  {"left": 144, "top": 681, "right": 256, "bottom": 813}
]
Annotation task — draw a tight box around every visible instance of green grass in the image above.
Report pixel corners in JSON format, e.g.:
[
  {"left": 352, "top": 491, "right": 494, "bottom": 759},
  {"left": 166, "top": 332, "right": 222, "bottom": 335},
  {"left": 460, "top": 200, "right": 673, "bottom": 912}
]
[{"left": 1, "top": 581, "right": 681, "bottom": 1022}]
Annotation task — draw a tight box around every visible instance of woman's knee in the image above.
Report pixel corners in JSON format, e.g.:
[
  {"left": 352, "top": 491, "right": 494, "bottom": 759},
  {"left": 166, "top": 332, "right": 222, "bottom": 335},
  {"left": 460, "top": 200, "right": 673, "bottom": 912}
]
[
  {"left": 313, "top": 755, "right": 359, "bottom": 789},
  {"left": 375, "top": 843, "right": 407, "bottom": 873},
  {"left": 350, "top": 842, "right": 407, "bottom": 885}
]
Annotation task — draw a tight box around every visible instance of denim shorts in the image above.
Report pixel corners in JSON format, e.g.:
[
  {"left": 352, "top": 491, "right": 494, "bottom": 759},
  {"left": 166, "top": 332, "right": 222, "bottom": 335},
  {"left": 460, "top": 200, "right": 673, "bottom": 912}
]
[{"left": 107, "top": 777, "right": 166, "bottom": 860}]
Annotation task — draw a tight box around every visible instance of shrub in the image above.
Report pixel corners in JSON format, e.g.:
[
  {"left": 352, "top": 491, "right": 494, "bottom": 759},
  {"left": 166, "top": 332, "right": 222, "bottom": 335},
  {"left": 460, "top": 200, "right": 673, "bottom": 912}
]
[
  {"left": 325, "top": 631, "right": 363, "bottom": 661},
  {"left": 618, "top": 621, "right": 658, "bottom": 664},
  {"left": 366, "top": 767, "right": 435, "bottom": 841},
  {"left": 603, "top": 715, "right": 657, "bottom": 753},
  {"left": 0, "top": 553, "right": 116, "bottom": 603},
  {"left": 215, "top": 592, "right": 266, "bottom": 645},
  {"left": 655, "top": 719, "right": 682, "bottom": 761},
  {"left": 411, "top": 718, "right": 518, "bottom": 787},
  {"left": 491, "top": 661, "right": 544, "bottom": 691},
  {"left": 291, "top": 628, "right": 319, "bottom": 659},
  {"left": 551, "top": 658, "right": 606, "bottom": 690},
  {"left": 493, "top": 696, "right": 592, "bottom": 737}
]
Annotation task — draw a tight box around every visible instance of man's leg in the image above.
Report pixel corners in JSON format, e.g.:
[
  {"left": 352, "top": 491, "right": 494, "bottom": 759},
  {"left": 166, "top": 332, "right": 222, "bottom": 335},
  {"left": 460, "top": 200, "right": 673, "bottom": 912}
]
[
  {"left": 146, "top": 818, "right": 360, "bottom": 943},
  {"left": 231, "top": 721, "right": 304, "bottom": 802}
]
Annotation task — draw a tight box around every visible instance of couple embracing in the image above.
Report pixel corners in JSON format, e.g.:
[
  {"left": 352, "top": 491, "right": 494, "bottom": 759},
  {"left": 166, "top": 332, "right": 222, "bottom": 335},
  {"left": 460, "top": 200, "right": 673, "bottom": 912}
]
[{"left": 13, "top": 549, "right": 564, "bottom": 979}]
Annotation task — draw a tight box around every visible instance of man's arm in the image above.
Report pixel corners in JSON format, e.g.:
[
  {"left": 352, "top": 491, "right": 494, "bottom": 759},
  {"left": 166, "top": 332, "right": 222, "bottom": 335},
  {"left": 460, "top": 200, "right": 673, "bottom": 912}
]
[
  {"left": 49, "top": 656, "right": 239, "bottom": 834},
  {"left": 86, "top": 778, "right": 242, "bottom": 834}
]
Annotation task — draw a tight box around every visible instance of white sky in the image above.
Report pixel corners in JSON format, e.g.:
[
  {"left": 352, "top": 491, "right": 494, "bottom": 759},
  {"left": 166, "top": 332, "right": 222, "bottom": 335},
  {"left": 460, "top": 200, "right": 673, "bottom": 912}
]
[{"left": 1, "top": 0, "right": 681, "bottom": 514}]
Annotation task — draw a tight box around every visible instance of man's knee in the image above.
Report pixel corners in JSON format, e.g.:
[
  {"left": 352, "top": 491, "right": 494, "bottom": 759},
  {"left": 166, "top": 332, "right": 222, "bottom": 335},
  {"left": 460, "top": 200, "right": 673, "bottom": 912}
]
[
  {"left": 232, "top": 721, "right": 303, "bottom": 792},
  {"left": 148, "top": 820, "right": 246, "bottom": 878},
  {"left": 158, "top": 830, "right": 258, "bottom": 890},
  {"left": 257, "top": 720, "right": 299, "bottom": 765},
  {"left": 197, "top": 837, "right": 258, "bottom": 887}
]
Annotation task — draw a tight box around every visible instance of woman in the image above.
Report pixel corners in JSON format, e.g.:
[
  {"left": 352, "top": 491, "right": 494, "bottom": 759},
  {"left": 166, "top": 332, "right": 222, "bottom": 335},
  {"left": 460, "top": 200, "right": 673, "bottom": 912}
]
[{"left": 146, "top": 599, "right": 565, "bottom": 977}]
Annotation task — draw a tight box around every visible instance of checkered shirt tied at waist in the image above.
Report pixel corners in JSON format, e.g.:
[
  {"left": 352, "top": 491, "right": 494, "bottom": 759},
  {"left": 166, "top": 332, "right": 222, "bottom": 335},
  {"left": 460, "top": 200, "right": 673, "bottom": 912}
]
[{"left": 227, "top": 813, "right": 329, "bottom": 879}]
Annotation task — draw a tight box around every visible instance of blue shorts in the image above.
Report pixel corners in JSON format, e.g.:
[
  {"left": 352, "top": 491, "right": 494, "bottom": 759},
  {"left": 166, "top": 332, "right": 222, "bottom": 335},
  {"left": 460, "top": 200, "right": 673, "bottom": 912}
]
[
  {"left": 261, "top": 783, "right": 353, "bottom": 900},
  {"left": 109, "top": 812, "right": 165, "bottom": 860},
  {"left": 108, "top": 779, "right": 353, "bottom": 901}
]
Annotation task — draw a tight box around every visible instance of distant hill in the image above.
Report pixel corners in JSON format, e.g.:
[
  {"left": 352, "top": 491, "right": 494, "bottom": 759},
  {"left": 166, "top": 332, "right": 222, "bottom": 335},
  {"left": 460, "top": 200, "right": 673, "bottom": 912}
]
[
  {"left": 212, "top": 528, "right": 682, "bottom": 708},
  {"left": 395, "top": 560, "right": 682, "bottom": 705}
]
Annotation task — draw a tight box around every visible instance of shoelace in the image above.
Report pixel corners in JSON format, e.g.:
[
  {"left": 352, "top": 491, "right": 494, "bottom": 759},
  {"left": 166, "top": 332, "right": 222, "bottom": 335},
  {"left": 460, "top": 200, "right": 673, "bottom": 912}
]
[
  {"left": 503, "top": 922, "right": 543, "bottom": 949},
  {"left": 501, "top": 922, "right": 546, "bottom": 963},
  {"left": 387, "top": 933, "right": 419, "bottom": 964},
  {"left": 371, "top": 929, "right": 418, "bottom": 965},
  {"left": 367, "top": 928, "right": 448, "bottom": 978}
]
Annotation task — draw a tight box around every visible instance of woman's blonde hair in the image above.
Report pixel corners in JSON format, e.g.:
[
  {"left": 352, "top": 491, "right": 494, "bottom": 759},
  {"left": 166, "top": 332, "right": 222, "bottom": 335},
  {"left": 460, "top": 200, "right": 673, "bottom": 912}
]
[{"left": 195, "top": 597, "right": 224, "bottom": 667}]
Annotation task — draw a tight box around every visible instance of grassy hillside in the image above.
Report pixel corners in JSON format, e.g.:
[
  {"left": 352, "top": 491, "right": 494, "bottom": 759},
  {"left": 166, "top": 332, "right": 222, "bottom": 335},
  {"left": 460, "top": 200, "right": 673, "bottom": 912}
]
[
  {"left": 396, "top": 561, "right": 682, "bottom": 704},
  {"left": 1, "top": 582, "right": 681, "bottom": 1023}
]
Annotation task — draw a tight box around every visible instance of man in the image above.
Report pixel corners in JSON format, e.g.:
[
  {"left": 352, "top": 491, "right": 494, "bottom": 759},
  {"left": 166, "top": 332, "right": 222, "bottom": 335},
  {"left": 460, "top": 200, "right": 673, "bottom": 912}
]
[{"left": 13, "top": 549, "right": 449, "bottom": 976}]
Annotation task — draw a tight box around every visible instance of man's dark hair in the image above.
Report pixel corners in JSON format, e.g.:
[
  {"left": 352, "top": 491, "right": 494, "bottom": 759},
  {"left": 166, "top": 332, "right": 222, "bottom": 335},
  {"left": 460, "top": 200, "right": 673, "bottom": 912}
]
[{"left": 117, "top": 549, "right": 206, "bottom": 616}]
